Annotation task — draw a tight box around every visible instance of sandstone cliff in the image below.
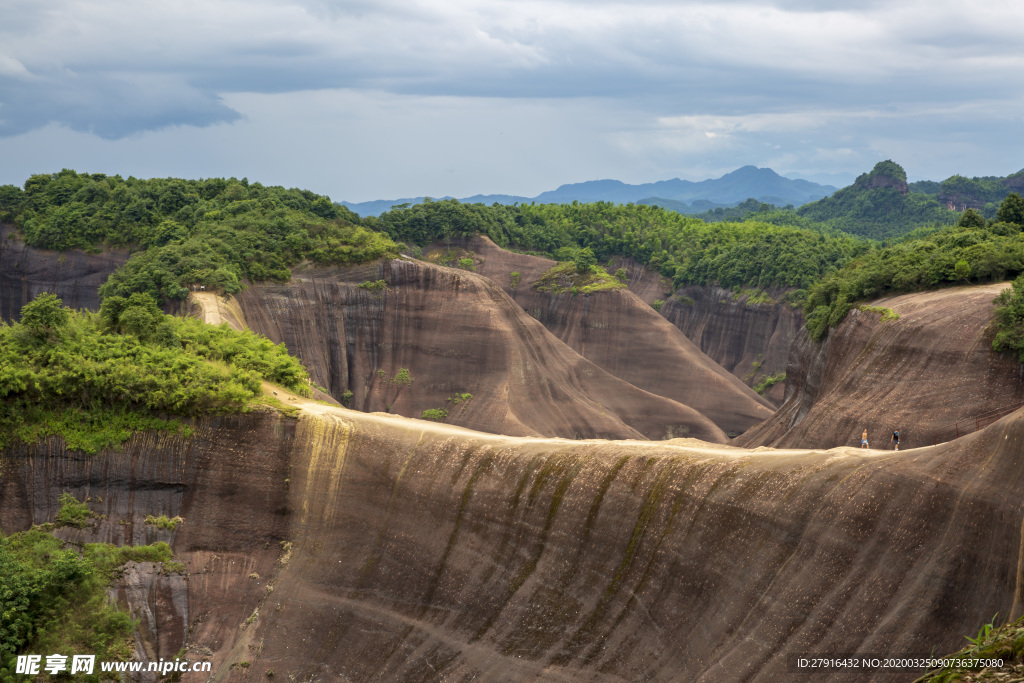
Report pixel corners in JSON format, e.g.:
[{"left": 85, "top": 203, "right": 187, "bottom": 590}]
[
  {"left": 3, "top": 396, "right": 1023, "bottom": 681},
  {"left": 736, "top": 283, "right": 1024, "bottom": 449},
  {"left": 658, "top": 285, "right": 800, "bottom": 405},
  {"left": 465, "top": 237, "right": 774, "bottom": 436},
  {"left": 228, "top": 258, "right": 728, "bottom": 442},
  {"left": 0, "top": 224, "right": 127, "bottom": 320},
  {"left": 604, "top": 253, "right": 799, "bottom": 406}
]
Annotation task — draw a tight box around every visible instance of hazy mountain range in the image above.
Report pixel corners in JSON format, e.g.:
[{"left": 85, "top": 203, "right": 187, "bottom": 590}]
[{"left": 339, "top": 166, "right": 837, "bottom": 217}]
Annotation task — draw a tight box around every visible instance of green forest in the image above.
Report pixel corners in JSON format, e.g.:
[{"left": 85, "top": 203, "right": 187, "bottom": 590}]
[
  {"left": 2, "top": 165, "right": 1023, "bottom": 351},
  {"left": 803, "top": 198, "right": 1024, "bottom": 340},
  {"left": 0, "top": 170, "right": 398, "bottom": 303},
  {"left": 0, "top": 293, "right": 311, "bottom": 453},
  {"left": 370, "top": 198, "right": 868, "bottom": 291}
]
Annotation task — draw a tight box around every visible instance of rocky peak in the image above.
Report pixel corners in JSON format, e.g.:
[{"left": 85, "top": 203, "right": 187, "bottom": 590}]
[{"left": 854, "top": 160, "right": 909, "bottom": 195}]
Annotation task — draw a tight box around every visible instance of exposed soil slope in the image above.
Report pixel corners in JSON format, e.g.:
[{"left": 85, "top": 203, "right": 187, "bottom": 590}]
[
  {"left": 465, "top": 237, "right": 774, "bottom": 435},
  {"left": 737, "top": 283, "right": 1024, "bottom": 449},
  {"left": 3, "top": 396, "right": 1023, "bottom": 681},
  {"left": 223, "top": 258, "right": 728, "bottom": 442},
  {"left": 0, "top": 224, "right": 127, "bottom": 320}
]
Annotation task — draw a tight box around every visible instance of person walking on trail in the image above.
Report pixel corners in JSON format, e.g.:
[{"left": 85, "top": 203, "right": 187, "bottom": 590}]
[
  {"left": 861, "top": 429, "right": 869, "bottom": 449},
  {"left": 891, "top": 430, "right": 900, "bottom": 451}
]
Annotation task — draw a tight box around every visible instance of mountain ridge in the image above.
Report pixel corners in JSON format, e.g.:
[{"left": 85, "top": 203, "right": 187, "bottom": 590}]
[{"left": 340, "top": 166, "right": 837, "bottom": 216}]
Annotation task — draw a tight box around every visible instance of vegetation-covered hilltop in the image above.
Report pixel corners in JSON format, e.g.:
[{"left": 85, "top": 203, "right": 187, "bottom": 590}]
[
  {"left": 795, "top": 161, "right": 958, "bottom": 239},
  {"left": 2, "top": 167, "right": 1022, "bottom": 357},
  {"left": 370, "top": 199, "right": 867, "bottom": 291},
  {"left": 0, "top": 292, "right": 310, "bottom": 453},
  {"left": 803, "top": 197, "right": 1024, "bottom": 341},
  {"left": 0, "top": 170, "right": 398, "bottom": 303}
]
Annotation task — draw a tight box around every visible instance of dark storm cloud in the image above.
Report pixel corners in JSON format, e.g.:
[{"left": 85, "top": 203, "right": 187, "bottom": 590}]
[
  {"left": 0, "top": 71, "right": 240, "bottom": 138},
  {"left": 1, "top": 0, "right": 1021, "bottom": 140}
]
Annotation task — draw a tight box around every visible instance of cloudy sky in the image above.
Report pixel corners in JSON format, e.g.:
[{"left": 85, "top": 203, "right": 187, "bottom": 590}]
[{"left": 1, "top": 0, "right": 1022, "bottom": 202}]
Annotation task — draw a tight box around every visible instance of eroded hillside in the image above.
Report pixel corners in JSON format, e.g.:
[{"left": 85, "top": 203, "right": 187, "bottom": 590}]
[
  {"left": 227, "top": 257, "right": 728, "bottom": 442},
  {"left": 463, "top": 236, "right": 774, "bottom": 435},
  {"left": 3, "top": 393, "right": 1023, "bottom": 681},
  {"left": 737, "top": 283, "right": 1024, "bottom": 449}
]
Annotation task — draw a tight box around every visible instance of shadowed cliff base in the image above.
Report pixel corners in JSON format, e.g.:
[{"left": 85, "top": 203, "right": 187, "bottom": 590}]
[
  {"left": 3, "top": 396, "right": 1023, "bottom": 681},
  {"left": 737, "top": 283, "right": 1024, "bottom": 450}
]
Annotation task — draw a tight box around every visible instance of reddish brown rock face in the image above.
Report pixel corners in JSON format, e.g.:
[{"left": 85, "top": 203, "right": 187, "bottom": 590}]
[
  {"left": 233, "top": 258, "right": 728, "bottom": 442},
  {"left": 0, "top": 224, "right": 128, "bottom": 320},
  {"left": 658, "top": 285, "right": 801, "bottom": 406},
  {"left": 465, "top": 237, "right": 774, "bottom": 436},
  {"left": 4, "top": 403, "right": 1023, "bottom": 681},
  {"left": 736, "top": 283, "right": 1024, "bottom": 449}
]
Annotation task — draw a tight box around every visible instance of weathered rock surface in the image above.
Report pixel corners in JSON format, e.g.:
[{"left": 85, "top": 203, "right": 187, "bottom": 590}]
[
  {"left": 658, "top": 285, "right": 802, "bottom": 405},
  {"left": 230, "top": 258, "right": 727, "bottom": 442},
  {"left": 4, "top": 399, "right": 1024, "bottom": 681},
  {"left": 736, "top": 283, "right": 1024, "bottom": 449},
  {"left": 603, "top": 252, "right": 799, "bottom": 406},
  {"left": 465, "top": 237, "right": 774, "bottom": 436},
  {"left": 0, "top": 414, "right": 294, "bottom": 674},
  {"left": 0, "top": 224, "right": 127, "bottom": 320}
]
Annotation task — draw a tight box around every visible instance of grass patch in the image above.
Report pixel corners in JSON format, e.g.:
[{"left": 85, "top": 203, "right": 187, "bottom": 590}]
[
  {"left": 916, "top": 614, "right": 1024, "bottom": 681},
  {"left": 857, "top": 304, "right": 900, "bottom": 321},
  {"left": 357, "top": 279, "right": 388, "bottom": 292},
  {"left": 533, "top": 262, "right": 627, "bottom": 296},
  {"left": 54, "top": 492, "right": 98, "bottom": 529},
  {"left": 733, "top": 287, "right": 776, "bottom": 305},
  {"left": 421, "top": 408, "right": 448, "bottom": 421},
  {"left": 426, "top": 247, "right": 474, "bottom": 267},
  {"left": 144, "top": 515, "right": 184, "bottom": 530},
  {"left": 753, "top": 372, "right": 786, "bottom": 395}
]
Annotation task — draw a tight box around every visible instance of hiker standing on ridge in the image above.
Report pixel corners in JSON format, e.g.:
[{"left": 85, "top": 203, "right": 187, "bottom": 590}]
[
  {"left": 891, "top": 430, "right": 900, "bottom": 451},
  {"left": 861, "top": 429, "right": 869, "bottom": 449}
]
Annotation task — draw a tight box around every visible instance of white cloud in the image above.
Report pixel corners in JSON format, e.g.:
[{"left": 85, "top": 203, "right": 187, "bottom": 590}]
[{"left": 1, "top": 0, "right": 1023, "bottom": 194}]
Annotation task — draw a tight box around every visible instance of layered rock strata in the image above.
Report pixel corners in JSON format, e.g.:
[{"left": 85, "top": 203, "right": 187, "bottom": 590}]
[
  {"left": 465, "top": 237, "right": 774, "bottom": 436},
  {"left": 736, "top": 283, "right": 1024, "bottom": 449},
  {"left": 231, "top": 258, "right": 727, "bottom": 442},
  {"left": 3, "top": 400, "right": 1023, "bottom": 681}
]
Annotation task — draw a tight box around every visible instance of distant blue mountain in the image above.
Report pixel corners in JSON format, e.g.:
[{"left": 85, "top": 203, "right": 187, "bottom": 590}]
[{"left": 339, "top": 166, "right": 835, "bottom": 216}]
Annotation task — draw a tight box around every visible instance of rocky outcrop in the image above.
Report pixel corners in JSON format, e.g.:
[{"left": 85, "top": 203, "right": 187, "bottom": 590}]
[
  {"left": 231, "top": 258, "right": 727, "bottom": 442},
  {"left": 0, "top": 224, "right": 127, "bottom": 320},
  {"left": 736, "top": 283, "right": 1024, "bottom": 449},
  {"left": 4, "top": 399, "right": 1024, "bottom": 680},
  {"left": 465, "top": 237, "right": 774, "bottom": 436}
]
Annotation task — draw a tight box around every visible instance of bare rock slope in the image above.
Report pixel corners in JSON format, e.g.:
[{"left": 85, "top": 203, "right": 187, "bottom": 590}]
[
  {"left": 737, "top": 283, "right": 1024, "bottom": 449},
  {"left": 658, "top": 285, "right": 801, "bottom": 405},
  {"left": 3, "top": 392, "right": 1024, "bottom": 681},
  {"left": 465, "top": 237, "right": 774, "bottom": 436},
  {"left": 227, "top": 258, "right": 727, "bottom": 442}
]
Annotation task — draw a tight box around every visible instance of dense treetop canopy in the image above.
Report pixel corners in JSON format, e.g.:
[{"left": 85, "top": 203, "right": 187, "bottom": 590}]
[
  {"left": 2, "top": 169, "right": 1023, "bottom": 349},
  {"left": 0, "top": 293, "right": 310, "bottom": 453},
  {"left": 803, "top": 195, "right": 1024, "bottom": 340},
  {"left": 370, "top": 198, "right": 868, "bottom": 291},
  {"left": 0, "top": 170, "right": 398, "bottom": 303}
]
